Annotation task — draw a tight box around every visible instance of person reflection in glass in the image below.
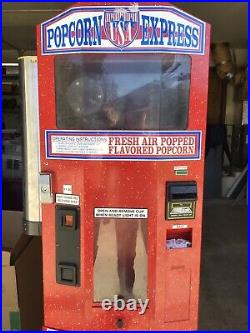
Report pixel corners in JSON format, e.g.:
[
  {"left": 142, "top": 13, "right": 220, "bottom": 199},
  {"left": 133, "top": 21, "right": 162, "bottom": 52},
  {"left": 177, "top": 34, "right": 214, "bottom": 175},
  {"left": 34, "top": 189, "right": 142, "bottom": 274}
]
[
  {"left": 94, "top": 91, "right": 149, "bottom": 300},
  {"left": 117, "top": 94, "right": 148, "bottom": 299}
]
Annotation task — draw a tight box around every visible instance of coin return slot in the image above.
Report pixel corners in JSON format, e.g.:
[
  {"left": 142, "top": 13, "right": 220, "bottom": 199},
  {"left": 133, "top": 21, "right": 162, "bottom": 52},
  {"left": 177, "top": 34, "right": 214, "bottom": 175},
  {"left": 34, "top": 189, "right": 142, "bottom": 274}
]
[
  {"left": 58, "top": 264, "right": 77, "bottom": 286},
  {"left": 166, "top": 229, "right": 192, "bottom": 249}
]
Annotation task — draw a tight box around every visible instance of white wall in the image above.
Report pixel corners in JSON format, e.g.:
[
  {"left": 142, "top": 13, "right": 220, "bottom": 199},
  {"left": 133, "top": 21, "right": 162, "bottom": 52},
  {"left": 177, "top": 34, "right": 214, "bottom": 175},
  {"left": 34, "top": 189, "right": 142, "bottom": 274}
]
[{"left": 225, "top": 48, "right": 247, "bottom": 125}]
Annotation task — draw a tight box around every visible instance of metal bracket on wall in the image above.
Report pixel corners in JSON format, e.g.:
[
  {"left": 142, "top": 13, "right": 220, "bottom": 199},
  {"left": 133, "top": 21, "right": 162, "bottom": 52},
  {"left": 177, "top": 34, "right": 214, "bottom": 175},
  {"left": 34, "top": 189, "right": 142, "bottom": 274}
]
[{"left": 23, "top": 220, "right": 42, "bottom": 236}]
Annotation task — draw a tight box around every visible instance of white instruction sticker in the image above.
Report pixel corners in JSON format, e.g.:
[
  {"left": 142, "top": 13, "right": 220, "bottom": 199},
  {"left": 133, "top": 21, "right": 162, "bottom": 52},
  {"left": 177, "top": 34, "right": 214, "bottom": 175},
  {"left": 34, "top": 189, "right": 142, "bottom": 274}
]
[
  {"left": 172, "top": 224, "right": 188, "bottom": 229},
  {"left": 56, "top": 194, "right": 79, "bottom": 206},
  {"left": 94, "top": 208, "right": 148, "bottom": 219},
  {"left": 174, "top": 166, "right": 188, "bottom": 171},
  {"left": 63, "top": 184, "right": 72, "bottom": 194}
]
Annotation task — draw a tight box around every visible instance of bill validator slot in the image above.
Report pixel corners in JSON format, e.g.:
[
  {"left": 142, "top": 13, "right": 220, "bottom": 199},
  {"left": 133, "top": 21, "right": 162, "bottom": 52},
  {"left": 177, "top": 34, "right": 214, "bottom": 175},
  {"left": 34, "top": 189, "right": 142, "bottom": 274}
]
[{"left": 166, "top": 182, "right": 197, "bottom": 220}]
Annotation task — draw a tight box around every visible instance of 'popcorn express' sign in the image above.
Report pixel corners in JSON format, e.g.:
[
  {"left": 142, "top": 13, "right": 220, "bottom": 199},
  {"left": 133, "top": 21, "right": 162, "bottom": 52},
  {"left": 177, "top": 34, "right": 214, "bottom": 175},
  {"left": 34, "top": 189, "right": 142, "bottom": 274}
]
[{"left": 41, "top": 5, "right": 206, "bottom": 55}]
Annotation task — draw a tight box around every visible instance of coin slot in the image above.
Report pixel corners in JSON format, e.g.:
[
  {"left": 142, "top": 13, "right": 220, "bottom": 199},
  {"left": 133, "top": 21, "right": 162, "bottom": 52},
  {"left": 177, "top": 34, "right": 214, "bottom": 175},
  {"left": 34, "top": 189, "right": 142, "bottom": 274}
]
[{"left": 64, "top": 214, "right": 74, "bottom": 228}]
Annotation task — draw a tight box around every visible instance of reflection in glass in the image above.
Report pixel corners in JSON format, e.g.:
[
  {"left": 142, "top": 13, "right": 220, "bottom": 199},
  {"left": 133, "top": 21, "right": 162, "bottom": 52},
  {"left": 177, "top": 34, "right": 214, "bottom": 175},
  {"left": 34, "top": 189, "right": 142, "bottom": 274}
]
[
  {"left": 94, "top": 218, "right": 147, "bottom": 301},
  {"left": 55, "top": 54, "right": 190, "bottom": 130}
]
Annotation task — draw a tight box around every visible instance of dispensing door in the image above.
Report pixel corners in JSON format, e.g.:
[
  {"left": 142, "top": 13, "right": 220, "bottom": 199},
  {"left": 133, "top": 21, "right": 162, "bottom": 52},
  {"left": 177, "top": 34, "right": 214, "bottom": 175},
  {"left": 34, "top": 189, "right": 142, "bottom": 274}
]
[{"left": 37, "top": 3, "right": 210, "bottom": 331}]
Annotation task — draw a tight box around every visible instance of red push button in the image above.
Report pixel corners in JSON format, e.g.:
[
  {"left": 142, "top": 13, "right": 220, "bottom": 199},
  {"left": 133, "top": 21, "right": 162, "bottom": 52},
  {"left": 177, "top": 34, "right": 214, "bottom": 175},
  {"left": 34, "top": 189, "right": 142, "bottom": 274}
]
[{"left": 64, "top": 215, "right": 74, "bottom": 227}]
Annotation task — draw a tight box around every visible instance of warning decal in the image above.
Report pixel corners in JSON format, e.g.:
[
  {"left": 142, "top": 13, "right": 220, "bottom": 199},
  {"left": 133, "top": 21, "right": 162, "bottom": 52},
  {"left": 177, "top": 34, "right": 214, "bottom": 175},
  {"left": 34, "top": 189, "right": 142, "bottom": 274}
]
[
  {"left": 46, "top": 130, "right": 201, "bottom": 161},
  {"left": 94, "top": 208, "right": 148, "bottom": 219}
]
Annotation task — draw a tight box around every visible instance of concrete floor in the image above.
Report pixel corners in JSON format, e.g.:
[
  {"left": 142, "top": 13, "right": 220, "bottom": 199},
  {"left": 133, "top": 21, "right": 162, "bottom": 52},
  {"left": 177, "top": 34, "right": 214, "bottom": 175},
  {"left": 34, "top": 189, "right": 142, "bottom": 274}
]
[{"left": 199, "top": 199, "right": 248, "bottom": 330}]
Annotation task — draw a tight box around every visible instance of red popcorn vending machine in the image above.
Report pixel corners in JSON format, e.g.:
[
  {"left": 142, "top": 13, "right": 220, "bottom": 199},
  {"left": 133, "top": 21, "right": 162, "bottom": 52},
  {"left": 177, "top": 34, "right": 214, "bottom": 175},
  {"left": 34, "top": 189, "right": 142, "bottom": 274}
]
[{"left": 26, "top": 1, "right": 210, "bottom": 330}]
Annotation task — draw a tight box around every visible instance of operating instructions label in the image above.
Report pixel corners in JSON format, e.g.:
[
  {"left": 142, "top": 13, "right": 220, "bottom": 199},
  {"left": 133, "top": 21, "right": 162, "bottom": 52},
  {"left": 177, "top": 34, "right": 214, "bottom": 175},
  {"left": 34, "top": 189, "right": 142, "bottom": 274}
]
[{"left": 45, "top": 130, "right": 201, "bottom": 161}]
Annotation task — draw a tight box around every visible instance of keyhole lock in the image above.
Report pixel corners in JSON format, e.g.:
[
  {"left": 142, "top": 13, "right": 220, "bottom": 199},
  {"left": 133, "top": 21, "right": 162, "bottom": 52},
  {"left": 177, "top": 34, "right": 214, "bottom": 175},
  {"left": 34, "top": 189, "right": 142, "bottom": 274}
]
[
  {"left": 41, "top": 185, "right": 48, "bottom": 193},
  {"left": 39, "top": 173, "right": 53, "bottom": 204},
  {"left": 116, "top": 318, "right": 124, "bottom": 329}
]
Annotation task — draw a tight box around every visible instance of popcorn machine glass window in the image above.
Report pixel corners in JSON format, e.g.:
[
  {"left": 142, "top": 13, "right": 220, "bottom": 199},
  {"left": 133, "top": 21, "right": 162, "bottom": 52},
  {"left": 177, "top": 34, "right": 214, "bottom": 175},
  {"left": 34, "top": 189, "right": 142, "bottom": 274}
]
[
  {"left": 94, "top": 218, "right": 148, "bottom": 301},
  {"left": 55, "top": 54, "right": 191, "bottom": 130}
]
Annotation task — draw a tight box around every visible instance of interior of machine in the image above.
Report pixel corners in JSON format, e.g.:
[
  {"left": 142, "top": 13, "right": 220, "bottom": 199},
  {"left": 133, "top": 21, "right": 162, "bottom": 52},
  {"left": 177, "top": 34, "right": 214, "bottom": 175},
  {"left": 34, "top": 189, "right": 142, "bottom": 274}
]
[{"left": 55, "top": 53, "right": 191, "bottom": 131}]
